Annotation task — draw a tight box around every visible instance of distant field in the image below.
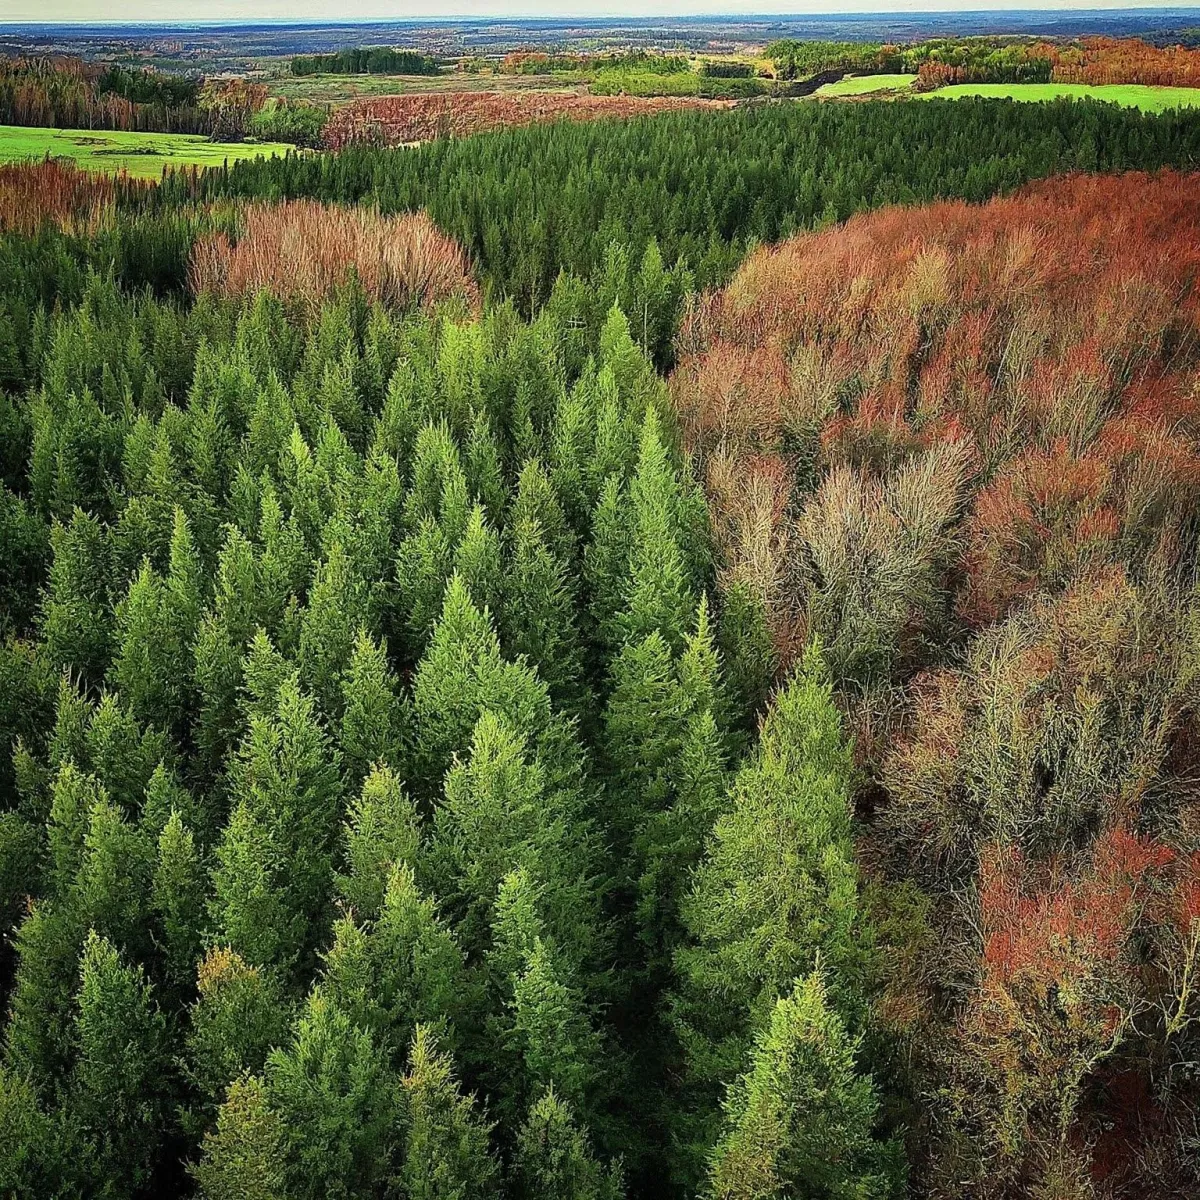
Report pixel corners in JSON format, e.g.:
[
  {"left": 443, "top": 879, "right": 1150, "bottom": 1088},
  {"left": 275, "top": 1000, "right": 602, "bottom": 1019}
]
[
  {"left": 915, "top": 82, "right": 1200, "bottom": 112},
  {"left": 816, "top": 73, "right": 918, "bottom": 97},
  {"left": 270, "top": 72, "right": 585, "bottom": 105},
  {"left": 0, "top": 125, "right": 292, "bottom": 178}
]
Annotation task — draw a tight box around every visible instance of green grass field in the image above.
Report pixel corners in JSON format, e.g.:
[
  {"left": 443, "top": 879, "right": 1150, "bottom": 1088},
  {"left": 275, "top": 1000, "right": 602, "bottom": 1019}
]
[
  {"left": 816, "top": 73, "right": 918, "bottom": 97},
  {"left": 0, "top": 125, "right": 292, "bottom": 179},
  {"left": 914, "top": 82, "right": 1200, "bottom": 112}
]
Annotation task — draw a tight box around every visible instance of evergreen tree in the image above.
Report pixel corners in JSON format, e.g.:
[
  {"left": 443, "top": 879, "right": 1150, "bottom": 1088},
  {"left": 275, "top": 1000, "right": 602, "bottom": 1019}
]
[
  {"left": 191, "top": 1073, "right": 289, "bottom": 1200},
  {"left": 410, "top": 575, "right": 554, "bottom": 788},
  {"left": 515, "top": 1087, "right": 624, "bottom": 1200},
  {"left": 186, "top": 947, "right": 292, "bottom": 1115},
  {"left": 672, "top": 645, "right": 872, "bottom": 1168},
  {"left": 298, "top": 541, "right": 366, "bottom": 721},
  {"left": 318, "top": 864, "right": 468, "bottom": 1064},
  {"left": 266, "top": 992, "right": 402, "bottom": 1200},
  {"left": 706, "top": 973, "right": 897, "bottom": 1200},
  {"left": 3, "top": 900, "right": 83, "bottom": 1092},
  {"left": 69, "top": 931, "right": 170, "bottom": 1192},
  {"left": 0, "top": 1065, "right": 57, "bottom": 1198},
  {"left": 337, "top": 763, "right": 422, "bottom": 921},
  {"left": 339, "top": 630, "right": 407, "bottom": 787},
  {"left": 39, "top": 507, "right": 113, "bottom": 686},
  {"left": 431, "top": 711, "right": 599, "bottom": 973},
  {"left": 213, "top": 677, "right": 342, "bottom": 978},
  {"left": 400, "top": 1025, "right": 499, "bottom": 1200},
  {"left": 153, "top": 809, "right": 207, "bottom": 993}
]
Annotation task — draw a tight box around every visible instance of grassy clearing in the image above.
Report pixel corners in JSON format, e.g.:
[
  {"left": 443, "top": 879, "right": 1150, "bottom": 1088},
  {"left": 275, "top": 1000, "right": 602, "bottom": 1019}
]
[
  {"left": 914, "top": 82, "right": 1200, "bottom": 112},
  {"left": 0, "top": 124, "right": 292, "bottom": 179},
  {"left": 816, "top": 73, "right": 918, "bottom": 97}
]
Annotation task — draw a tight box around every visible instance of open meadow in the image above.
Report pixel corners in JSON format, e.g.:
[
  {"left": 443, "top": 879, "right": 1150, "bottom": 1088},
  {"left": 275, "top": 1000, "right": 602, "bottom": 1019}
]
[
  {"left": 0, "top": 124, "right": 291, "bottom": 177},
  {"left": 915, "top": 80, "right": 1200, "bottom": 111}
]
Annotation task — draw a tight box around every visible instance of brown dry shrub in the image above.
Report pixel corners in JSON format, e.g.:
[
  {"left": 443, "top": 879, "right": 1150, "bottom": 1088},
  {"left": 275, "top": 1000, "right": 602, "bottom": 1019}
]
[
  {"left": 189, "top": 199, "right": 478, "bottom": 312},
  {"left": 0, "top": 159, "right": 147, "bottom": 234}
]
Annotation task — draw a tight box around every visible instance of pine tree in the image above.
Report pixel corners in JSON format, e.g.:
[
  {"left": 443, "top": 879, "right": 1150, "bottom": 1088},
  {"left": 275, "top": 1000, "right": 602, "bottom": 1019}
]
[
  {"left": 431, "top": 711, "right": 598, "bottom": 972},
  {"left": 213, "top": 677, "right": 343, "bottom": 976},
  {"left": 319, "top": 864, "right": 468, "bottom": 1064},
  {"left": 672, "top": 645, "right": 872, "bottom": 1155},
  {"left": 706, "top": 973, "right": 896, "bottom": 1200},
  {"left": 191, "top": 1073, "right": 289, "bottom": 1200},
  {"left": 453, "top": 504, "right": 504, "bottom": 620},
  {"left": 337, "top": 762, "right": 421, "bottom": 920},
  {"left": 79, "top": 691, "right": 167, "bottom": 818},
  {"left": 509, "top": 937, "right": 603, "bottom": 1118},
  {"left": 298, "top": 541, "right": 366, "bottom": 721},
  {"left": 613, "top": 408, "right": 700, "bottom": 653},
  {"left": 153, "top": 809, "right": 207, "bottom": 993},
  {"left": 266, "top": 991, "right": 402, "bottom": 1200},
  {"left": 74, "top": 794, "right": 155, "bottom": 958},
  {"left": 501, "top": 508, "right": 587, "bottom": 716},
  {"left": 4, "top": 900, "right": 84, "bottom": 1091},
  {"left": 186, "top": 947, "right": 292, "bottom": 1114},
  {"left": 39, "top": 507, "right": 113, "bottom": 686},
  {"left": 400, "top": 1025, "right": 499, "bottom": 1200},
  {"left": 515, "top": 1087, "right": 624, "bottom": 1200},
  {"left": 69, "top": 931, "right": 170, "bottom": 1192},
  {"left": 410, "top": 575, "right": 553, "bottom": 789},
  {"left": 339, "top": 630, "right": 407, "bottom": 787},
  {"left": 0, "top": 1065, "right": 56, "bottom": 1198}
]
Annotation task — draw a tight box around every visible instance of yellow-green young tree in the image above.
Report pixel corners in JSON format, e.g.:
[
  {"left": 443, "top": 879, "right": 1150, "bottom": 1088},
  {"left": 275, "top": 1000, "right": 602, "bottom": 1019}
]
[
  {"left": 671, "top": 645, "right": 874, "bottom": 1180},
  {"left": 706, "top": 973, "right": 899, "bottom": 1200},
  {"left": 400, "top": 1025, "right": 500, "bottom": 1200},
  {"left": 190, "top": 1073, "right": 289, "bottom": 1200},
  {"left": 184, "top": 948, "right": 292, "bottom": 1120}
]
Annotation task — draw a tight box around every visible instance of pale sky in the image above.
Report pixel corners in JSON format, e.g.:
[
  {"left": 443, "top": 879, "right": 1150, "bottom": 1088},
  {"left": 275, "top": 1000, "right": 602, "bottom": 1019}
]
[{"left": 6, "top": 1, "right": 1200, "bottom": 23}]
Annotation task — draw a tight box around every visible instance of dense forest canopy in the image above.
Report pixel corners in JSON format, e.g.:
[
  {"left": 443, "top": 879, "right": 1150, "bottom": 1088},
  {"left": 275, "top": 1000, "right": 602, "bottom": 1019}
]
[{"left": 3, "top": 84, "right": 1200, "bottom": 1199}]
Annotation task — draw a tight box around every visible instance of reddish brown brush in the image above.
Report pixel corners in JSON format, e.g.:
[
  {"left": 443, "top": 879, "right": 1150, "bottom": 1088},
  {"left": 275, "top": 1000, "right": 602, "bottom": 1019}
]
[
  {"left": 321, "top": 90, "right": 731, "bottom": 150},
  {"left": 916, "top": 37, "right": 1200, "bottom": 90},
  {"left": 1049, "top": 36, "right": 1200, "bottom": 88},
  {"left": 189, "top": 199, "right": 478, "bottom": 312},
  {"left": 0, "top": 159, "right": 148, "bottom": 234},
  {"left": 678, "top": 171, "right": 1200, "bottom": 1193},
  {"left": 673, "top": 170, "right": 1200, "bottom": 655}
]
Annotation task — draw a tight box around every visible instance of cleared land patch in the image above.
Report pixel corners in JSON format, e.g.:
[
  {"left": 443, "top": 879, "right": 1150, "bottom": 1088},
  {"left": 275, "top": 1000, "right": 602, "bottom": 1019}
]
[
  {"left": 914, "top": 82, "right": 1200, "bottom": 112},
  {"left": 0, "top": 125, "right": 291, "bottom": 179},
  {"left": 816, "top": 73, "right": 918, "bottom": 96}
]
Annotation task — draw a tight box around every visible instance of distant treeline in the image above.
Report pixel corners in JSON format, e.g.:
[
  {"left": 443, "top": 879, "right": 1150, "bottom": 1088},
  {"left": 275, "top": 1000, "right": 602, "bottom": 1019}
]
[
  {"left": 0, "top": 55, "right": 210, "bottom": 135},
  {"left": 763, "top": 34, "right": 1200, "bottom": 89},
  {"left": 499, "top": 50, "right": 690, "bottom": 75},
  {"left": 289, "top": 47, "right": 441, "bottom": 76}
]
